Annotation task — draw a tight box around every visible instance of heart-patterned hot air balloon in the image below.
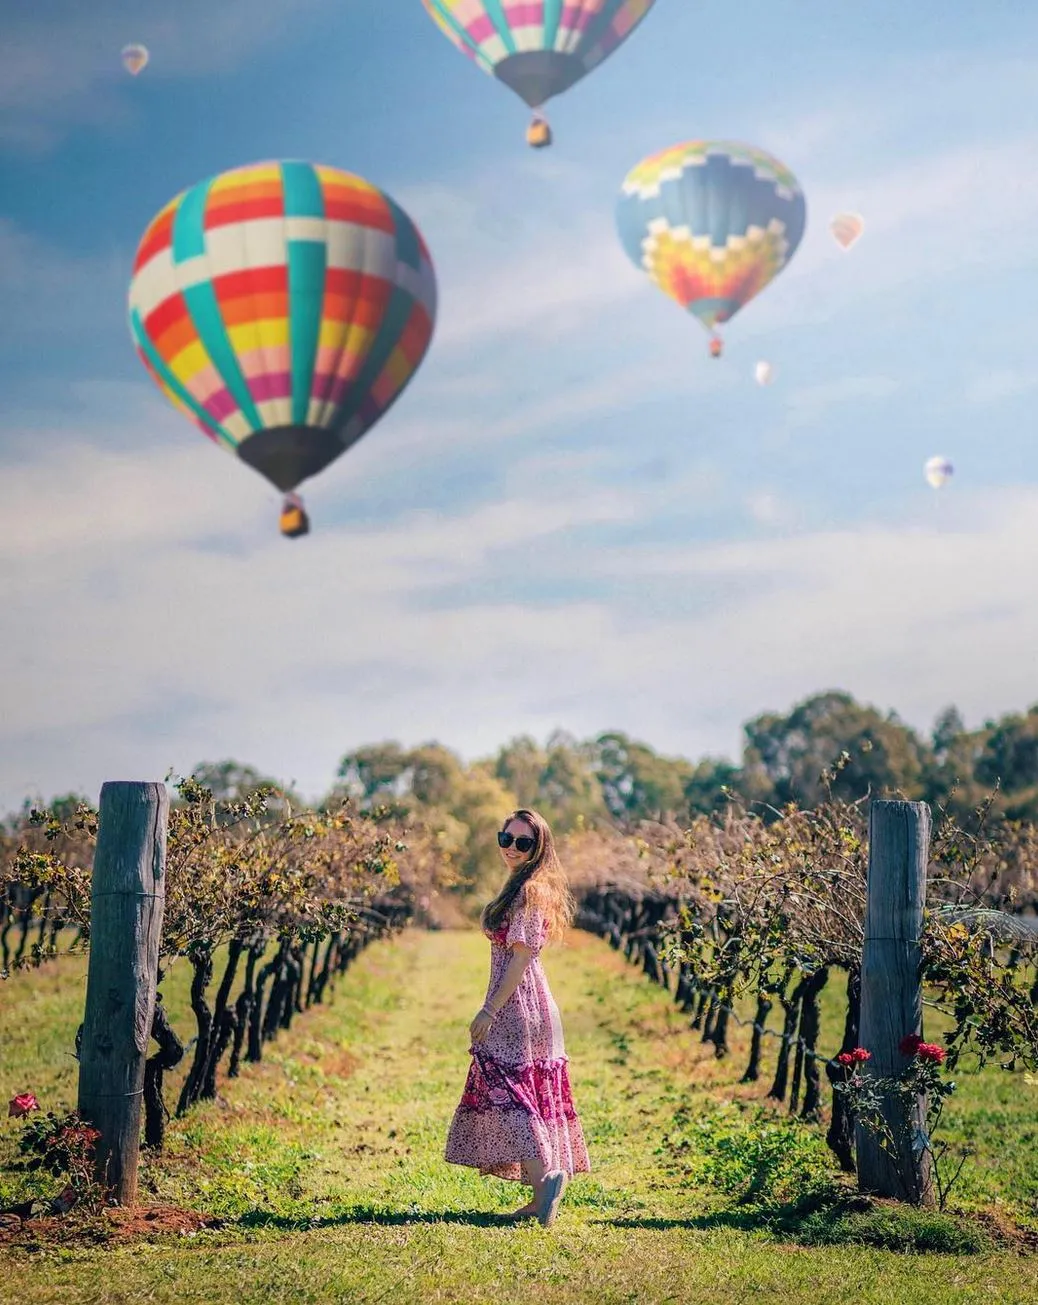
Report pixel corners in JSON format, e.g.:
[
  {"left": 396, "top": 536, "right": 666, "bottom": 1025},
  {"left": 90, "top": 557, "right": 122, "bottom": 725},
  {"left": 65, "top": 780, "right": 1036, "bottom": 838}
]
[
  {"left": 122, "top": 44, "right": 149, "bottom": 76},
  {"left": 830, "top": 212, "right": 864, "bottom": 250}
]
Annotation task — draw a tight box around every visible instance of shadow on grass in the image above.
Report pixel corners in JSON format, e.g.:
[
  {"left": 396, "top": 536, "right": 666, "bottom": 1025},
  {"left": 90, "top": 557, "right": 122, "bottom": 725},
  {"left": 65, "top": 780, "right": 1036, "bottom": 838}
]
[
  {"left": 236, "top": 1206, "right": 527, "bottom": 1232},
  {"left": 594, "top": 1199, "right": 998, "bottom": 1255}
]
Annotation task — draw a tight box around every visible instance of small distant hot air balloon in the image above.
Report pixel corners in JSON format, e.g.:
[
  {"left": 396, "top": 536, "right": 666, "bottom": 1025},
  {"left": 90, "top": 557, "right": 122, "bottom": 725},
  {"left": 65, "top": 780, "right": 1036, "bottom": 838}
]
[
  {"left": 128, "top": 160, "right": 438, "bottom": 537},
  {"left": 924, "top": 456, "right": 953, "bottom": 489},
  {"left": 617, "top": 141, "right": 806, "bottom": 358},
  {"left": 755, "top": 360, "right": 775, "bottom": 386},
  {"left": 122, "top": 44, "right": 149, "bottom": 76},
  {"left": 830, "top": 212, "right": 864, "bottom": 250},
  {"left": 421, "top": 0, "right": 658, "bottom": 147}
]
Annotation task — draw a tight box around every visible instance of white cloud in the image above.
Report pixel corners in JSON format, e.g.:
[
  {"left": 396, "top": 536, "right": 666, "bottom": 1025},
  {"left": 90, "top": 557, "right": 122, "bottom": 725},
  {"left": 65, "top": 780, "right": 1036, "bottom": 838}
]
[
  {"left": 3, "top": 400, "right": 1038, "bottom": 812},
  {"left": 781, "top": 375, "right": 902, "bottom": 431},
  {"left": 964, "top": 369, "right": 1038, "bottom": 405}
]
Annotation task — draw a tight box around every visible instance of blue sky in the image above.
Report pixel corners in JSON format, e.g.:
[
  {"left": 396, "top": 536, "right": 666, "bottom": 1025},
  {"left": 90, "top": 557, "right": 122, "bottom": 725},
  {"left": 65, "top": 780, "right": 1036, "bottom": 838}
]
[{"left": 2, "top": 0, "right": 1038, "bottom": 811}]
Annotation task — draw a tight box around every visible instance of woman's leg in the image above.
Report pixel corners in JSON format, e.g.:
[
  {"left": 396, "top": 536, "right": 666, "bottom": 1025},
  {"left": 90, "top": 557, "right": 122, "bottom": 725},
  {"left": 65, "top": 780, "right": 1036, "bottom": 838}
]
[{"left": 511, "top": 1157, "right": 547, "bottom": 1215}]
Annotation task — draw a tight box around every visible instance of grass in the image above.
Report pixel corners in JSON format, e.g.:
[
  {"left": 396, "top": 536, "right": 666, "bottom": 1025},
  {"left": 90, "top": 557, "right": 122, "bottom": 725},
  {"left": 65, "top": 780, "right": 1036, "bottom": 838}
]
[{"left": 0, "top": 928, "right": 1035, "bottom": 1303}]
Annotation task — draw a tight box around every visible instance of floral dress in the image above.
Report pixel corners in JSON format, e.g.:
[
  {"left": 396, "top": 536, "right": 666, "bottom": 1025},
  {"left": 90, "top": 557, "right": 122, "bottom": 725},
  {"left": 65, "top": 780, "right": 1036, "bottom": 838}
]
[{"left": 444, "top": 890, "right": 591, "bottom": 1182}]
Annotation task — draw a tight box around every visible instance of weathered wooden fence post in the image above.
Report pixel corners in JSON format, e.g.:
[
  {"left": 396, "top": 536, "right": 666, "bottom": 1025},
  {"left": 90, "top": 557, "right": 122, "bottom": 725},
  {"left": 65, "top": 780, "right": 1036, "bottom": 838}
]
[
  {"left": 855, "top": 799, "right": 933, "bottom": 1205},
  {"left": 78, "top": 781, "right": 168, "bottom": 1205}
]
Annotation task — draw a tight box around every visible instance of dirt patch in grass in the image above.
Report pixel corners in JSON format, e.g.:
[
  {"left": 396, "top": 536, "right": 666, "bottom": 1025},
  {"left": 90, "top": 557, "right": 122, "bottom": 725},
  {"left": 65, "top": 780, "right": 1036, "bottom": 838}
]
[
  {"left": 0, "top": 1203, "right": 224, "bottom": 1250},
  {"left": 319, "top": 1047, "right": 362, "bottom": 1080}
]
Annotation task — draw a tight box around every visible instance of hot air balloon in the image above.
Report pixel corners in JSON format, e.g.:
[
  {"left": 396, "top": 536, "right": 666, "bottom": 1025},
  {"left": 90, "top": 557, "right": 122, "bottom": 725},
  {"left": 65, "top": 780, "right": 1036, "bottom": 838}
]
[
  {"left": 616, "top": 141, "right": 806, "bottom": 357},
  {"left": 924, "top": 456, "right": 953, "bottom": 489},
  {"left": 421, "top": 0, "right": 657, "bottom": 147},
  {"left": 755, "top": 360, "right": 775, "bottom": 386},
  {"left": 128, "top": 160, "right": 437, "bottom": 537},
  {"left": 122, "top": 44, "right": 149, "bottom": 76},
  {"left": 830, "top": 212, "right": 863, "bottom": 250}
]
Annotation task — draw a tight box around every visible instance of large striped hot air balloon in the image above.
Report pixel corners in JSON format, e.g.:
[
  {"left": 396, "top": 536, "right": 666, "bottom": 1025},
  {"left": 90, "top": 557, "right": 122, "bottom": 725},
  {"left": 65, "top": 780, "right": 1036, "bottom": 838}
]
[
  {"left": 128, "top": 161, "right": 437, "bottom": 537},
  {"left": 616, "top": 141, "right": 806, "bottom": 357},
  {"left": 421, "top": 0, "right": 658, "bottom": 147}
]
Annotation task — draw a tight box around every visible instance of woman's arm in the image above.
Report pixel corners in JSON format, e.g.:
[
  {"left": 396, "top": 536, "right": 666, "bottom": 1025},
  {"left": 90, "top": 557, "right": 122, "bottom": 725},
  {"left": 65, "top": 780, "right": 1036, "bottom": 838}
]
[
  {"left": 484, "top": 943, "right": 533, "bottom": 1014},
  {"left": 470, "top": 943, "right": 533, "bottom": 1043}
]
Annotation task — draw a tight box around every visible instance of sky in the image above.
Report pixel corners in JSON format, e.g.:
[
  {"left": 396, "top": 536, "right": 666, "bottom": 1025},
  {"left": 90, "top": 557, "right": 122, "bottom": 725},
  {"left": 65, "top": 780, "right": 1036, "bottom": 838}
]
[{"left": 2, "top": 0, "right": 1038, "bottom": 812}]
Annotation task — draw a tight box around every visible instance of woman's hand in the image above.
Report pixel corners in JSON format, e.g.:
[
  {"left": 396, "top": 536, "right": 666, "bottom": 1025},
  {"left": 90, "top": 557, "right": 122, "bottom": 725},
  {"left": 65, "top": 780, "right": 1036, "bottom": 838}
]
[{"left": 469, "top": 1007, "right": 494, "bottom": 1043}]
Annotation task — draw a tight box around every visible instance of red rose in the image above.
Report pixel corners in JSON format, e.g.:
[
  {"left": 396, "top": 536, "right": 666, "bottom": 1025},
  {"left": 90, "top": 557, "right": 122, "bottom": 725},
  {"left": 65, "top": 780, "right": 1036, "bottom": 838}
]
[
  {"left": 899, "top": 1034, "right": 923, "bottom": 1057},
  {"left": 7, "top": 1093, "right": 39, "bottom": 1118},
  {"left": 917, "top": 1043, "right": 946, "bottom": 1064},
  {"left": 837, "top": 1052, "right": 855, "bottom": 1066},
  {"left": 851, "top": 1048, "right": 872, "bottom": 1063}
]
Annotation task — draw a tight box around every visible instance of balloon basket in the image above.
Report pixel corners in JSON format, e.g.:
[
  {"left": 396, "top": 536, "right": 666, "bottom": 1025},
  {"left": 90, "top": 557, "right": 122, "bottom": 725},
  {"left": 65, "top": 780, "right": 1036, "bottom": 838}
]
[
  {"left": 279, "top": 497, "right": 310, "bottom": 539},
  {"left": 526, "top": 116, "right": 553, "bottom": 149}
]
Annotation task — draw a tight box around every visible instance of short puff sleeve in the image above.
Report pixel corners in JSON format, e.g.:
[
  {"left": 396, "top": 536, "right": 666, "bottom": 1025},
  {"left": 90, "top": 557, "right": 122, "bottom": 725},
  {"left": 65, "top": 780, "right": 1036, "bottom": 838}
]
[{"left": 504, "top": 893, "right": 547, "bottom": 957}]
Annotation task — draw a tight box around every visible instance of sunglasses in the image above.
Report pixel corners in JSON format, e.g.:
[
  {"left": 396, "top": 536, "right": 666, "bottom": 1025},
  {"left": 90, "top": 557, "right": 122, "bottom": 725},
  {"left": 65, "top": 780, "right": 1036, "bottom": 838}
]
[{"left": 497, "top": 831, "right": 536, "bottom": 853}]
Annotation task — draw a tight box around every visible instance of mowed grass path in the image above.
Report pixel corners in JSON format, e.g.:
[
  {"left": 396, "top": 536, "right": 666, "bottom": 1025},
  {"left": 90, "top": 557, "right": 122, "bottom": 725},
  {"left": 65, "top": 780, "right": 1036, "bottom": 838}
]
[{"left": 1, "top": 928, "right": 1036, "bottom": 1304}]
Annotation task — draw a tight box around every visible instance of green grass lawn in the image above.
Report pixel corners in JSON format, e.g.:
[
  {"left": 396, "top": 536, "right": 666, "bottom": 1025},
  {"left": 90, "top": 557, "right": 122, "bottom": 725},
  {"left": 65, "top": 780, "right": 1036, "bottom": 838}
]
[{"left": 0, "top": 928, "right": 1035, "bottom": 1304}]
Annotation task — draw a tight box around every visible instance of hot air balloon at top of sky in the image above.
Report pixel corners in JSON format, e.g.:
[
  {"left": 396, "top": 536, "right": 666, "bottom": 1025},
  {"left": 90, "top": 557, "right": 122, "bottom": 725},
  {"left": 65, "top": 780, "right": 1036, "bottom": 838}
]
[
  {"left": 122, "top": 44, "right": 149, "bottom": 76},
  {"left": 924, "top": 455, "right": 953, "bottom": 489},
  {"left": 830, "top": 212, "right": 864, "bottom": 250},
  {"left": 421, "top": 0, "right": 657, "bottom": 146},
  {"left": 128, "top": 160, "right": 437, "bottom": 537},
  {"left": 616, "top": 141, "right": 806, "bottom": 357}
]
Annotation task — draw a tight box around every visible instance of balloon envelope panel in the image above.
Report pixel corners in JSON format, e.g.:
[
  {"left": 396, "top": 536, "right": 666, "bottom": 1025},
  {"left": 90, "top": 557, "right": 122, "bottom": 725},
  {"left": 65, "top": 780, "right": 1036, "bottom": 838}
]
[
  {"left": 122, "top": 44, "right": 149, "bottom": 75},
  {"left": 421, "top": 0, "right": 657, "bottom": 107},
  {"left": 616, "top": 141, "right": 806, "bottom": 331},
  {"left": 128, "top": 161, "right": 437, "bottom": 492}
]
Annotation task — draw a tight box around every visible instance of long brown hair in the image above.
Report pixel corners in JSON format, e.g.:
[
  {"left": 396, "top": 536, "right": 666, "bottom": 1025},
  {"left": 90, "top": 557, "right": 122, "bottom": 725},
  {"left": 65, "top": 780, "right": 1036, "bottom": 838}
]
[{"left": 480, "top": 808, "right": 575, "bottom": 944}]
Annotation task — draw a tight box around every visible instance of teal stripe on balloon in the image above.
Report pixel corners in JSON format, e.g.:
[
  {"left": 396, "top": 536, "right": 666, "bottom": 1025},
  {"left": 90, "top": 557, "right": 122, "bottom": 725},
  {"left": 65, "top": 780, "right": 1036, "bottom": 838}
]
[
  {"left": 172, "top": 181, "right": 263, "bottom": 435},
  {"left": 129, "top": 307, "right": 237, "bottom": 451},
  {"left": 425, "top": 0, "right": 485, "bottom": 60},
  {"left": 544, "top": 0, "right": 564, "bottom": 50},
  {"left": 171, "top": 179, "right": 208, "bottom": 261},
  {"left": 281, "top": 161, "right": 327, "bottom": 427},
  {"left": 482, "top": 0, "right": 518, "bottom": 53},
  {"left": 331, "top": 198, "right": 415, "bottom": 436},
  {"left": 578, "top": 0, "right": 630, "bottom": 58},
  {"left": 388, "top": 194, "right": 421, "bottom": 273}
]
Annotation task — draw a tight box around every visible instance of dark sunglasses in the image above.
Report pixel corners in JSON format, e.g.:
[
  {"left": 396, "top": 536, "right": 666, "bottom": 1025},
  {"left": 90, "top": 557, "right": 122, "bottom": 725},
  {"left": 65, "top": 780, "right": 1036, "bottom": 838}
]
[{"left": 497, "top": 831, "right": 536, "bottom": 852}]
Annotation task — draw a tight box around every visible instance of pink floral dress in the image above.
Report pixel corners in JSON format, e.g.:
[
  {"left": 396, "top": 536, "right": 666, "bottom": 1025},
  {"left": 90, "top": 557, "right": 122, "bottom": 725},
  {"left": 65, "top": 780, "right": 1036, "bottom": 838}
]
[{"left": 444, "top": 891, "right": 591, "bottom": 1183}]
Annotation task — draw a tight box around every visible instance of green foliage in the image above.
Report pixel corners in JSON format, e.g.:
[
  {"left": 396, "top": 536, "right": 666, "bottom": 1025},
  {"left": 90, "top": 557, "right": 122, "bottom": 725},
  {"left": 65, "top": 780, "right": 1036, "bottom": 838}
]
[
  {"left": 590, "top": 730, "right": 693, "bottom": 825},
  {"left": 665, "top": 1103, "right": 840, "bottom": 1211},
  {"left": 794, "top": 1203, "right": 993, "bottom": 1254},
  {"left": 741, "top": 691, "right": 930, "bottom": 809},
  {"left": 331, "top": 741, "right": 517, "bottom": 910}
]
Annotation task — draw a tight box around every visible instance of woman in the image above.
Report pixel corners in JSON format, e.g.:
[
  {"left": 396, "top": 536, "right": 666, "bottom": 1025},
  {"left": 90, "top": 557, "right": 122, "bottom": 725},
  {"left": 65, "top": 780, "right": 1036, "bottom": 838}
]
[{"left": 444, "top": 809, "right": 591, "bottom": 1228}]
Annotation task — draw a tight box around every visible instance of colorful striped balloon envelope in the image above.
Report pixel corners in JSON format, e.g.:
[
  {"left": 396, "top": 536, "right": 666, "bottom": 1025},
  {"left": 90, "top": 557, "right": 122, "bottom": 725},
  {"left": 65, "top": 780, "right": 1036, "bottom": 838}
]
[
  {"left": 128, "top": 161, "right": 437, "bottom": 523},
  {"left": 422, "top": 0, "right": 657, "bottom": 142}
]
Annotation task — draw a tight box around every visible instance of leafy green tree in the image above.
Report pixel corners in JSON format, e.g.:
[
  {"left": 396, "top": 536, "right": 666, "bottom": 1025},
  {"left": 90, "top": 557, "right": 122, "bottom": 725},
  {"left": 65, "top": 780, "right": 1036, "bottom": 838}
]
[
  {"left": 684, "top": 759, "right": 743, "bottom": 817},
  {"left": 491, "top": 730, "right": 610, "bottom": 831},
  {"left": 740, "top": 692, "right": 930, "bottom": 810},
  {"left": 923, "top": 707, "right": 990, "bottom": 819},
  {"left": 189, "top": 760, "right": 301, "bottom": 806},
  {"left": 332, "top": 743, "right": 414, "bottom": 810},
  {"left": 589, "top": 731, "right": 693, "bottom": 824},
  {"left": 973, "top": 706, "right": 1038, "bottom": 820},
  {"left": 330, "top": 742, "right": 517, "bottom": 912}
]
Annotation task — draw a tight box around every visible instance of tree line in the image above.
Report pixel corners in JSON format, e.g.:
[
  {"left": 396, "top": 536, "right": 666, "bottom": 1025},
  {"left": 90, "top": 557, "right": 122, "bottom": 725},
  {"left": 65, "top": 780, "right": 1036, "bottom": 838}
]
[{"left": 8, "top": 687, "right": 1038, "bottom": 914}]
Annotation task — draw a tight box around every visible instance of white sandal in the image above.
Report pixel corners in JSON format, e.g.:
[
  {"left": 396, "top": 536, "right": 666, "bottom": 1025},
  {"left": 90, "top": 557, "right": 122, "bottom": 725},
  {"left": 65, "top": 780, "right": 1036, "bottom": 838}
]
[{"left": 536, "top": 1170, "right": 568, "bottom": 1228}]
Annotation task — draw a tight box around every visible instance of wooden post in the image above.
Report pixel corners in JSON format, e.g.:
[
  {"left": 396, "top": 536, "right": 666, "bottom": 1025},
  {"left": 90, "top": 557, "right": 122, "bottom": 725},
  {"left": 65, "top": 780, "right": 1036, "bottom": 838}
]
[
  {"left": 855, "top": 799, "right": 933, "bottom": 1205},
  {"left": 78, "top": 782, "right": 168, "bottom": 1205}
]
